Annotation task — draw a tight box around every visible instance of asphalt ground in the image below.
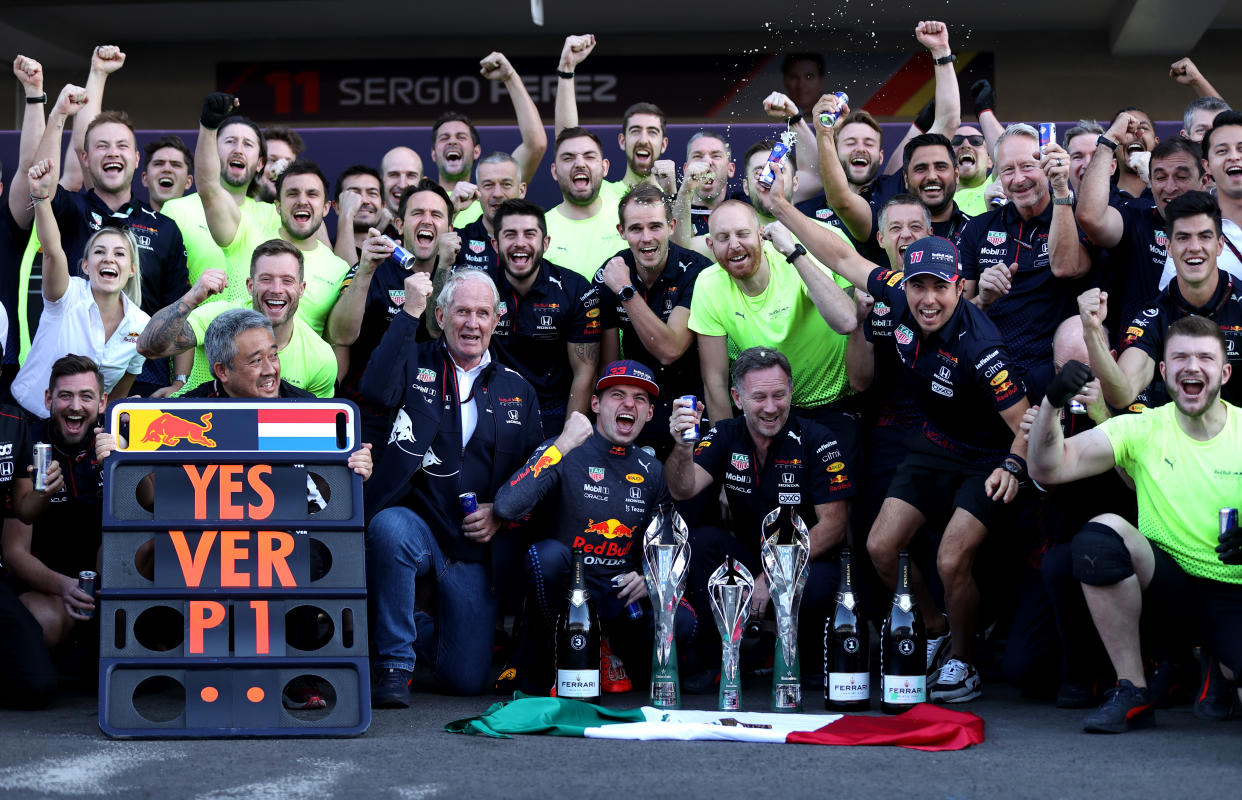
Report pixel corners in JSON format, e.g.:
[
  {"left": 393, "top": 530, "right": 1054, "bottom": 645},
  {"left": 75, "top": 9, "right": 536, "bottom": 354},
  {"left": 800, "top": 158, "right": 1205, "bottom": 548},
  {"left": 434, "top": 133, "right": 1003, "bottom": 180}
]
[{"left": 0, "top": 677, "right": 1238, "bottom": 799}]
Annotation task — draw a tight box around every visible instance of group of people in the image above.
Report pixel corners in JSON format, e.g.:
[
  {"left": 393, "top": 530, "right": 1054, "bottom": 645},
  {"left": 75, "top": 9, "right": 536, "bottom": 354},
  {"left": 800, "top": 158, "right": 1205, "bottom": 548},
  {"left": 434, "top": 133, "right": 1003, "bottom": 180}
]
[{"left": 0, "top": 21, "right": 1238, "bottom": 736}]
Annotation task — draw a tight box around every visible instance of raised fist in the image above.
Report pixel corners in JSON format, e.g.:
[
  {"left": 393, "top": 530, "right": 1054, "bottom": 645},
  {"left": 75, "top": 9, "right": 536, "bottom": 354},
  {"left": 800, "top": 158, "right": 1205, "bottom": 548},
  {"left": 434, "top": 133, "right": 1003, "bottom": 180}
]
[
  {"left": 91, "top": 45, "right": 126, "bottom": 74},
  {"left": 480, "top": 52, "right": 515, "bottom": 82},
  {"left": 12, "top": 55, "right": 43, "bottom": 94},
  {"left": 403, "top": 271, "right": 434, "bottom": 318},
  {"left": 54, "top": 84, "right": 89, "bottom": 117},
  {"left": 201, "top": 92, "right": 238, "bottom": 130},
  {"left": 559, "top": 34, "right": 596, "bottom": 71}
]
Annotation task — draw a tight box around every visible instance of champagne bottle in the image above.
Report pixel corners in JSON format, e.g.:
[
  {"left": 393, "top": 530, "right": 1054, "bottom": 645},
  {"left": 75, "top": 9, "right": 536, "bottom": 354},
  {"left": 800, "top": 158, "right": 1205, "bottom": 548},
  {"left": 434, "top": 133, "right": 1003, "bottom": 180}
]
[
  {"left": 880, "top": 550, "right": 926, "bottom": 714},
  {"left": 825, "top": 547, "right": 870, "bottom": 711},
  {"left": 556, "top": 544, "right": 601, "bottom": 702}
]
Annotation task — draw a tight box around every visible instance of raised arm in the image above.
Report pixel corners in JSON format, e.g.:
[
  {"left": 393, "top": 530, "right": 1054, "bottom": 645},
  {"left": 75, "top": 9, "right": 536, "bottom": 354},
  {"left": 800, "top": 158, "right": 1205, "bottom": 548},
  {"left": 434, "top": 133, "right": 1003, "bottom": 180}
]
[
  {"left": 27, "top": 160, "right": 68, "bottom": 302},
  {"left": 670, "top": 162, "right": 714, "bottom": 258},
  {"left": 1169, "top": 57, "right": 1224, "bottom": 101},
  {"left": 767, "top": 169, "right": 874, "bottom": 289},
  {"left": 24, "top": 85, "right": 88, "bottom": 229},
  {"left": 565, "top": 340, "right": 599, "bottom": 420},
  {"left": 1078, "top": 289, "right": 1154, "bottom": 408},
  {"left": 1041, "top": 143, "right": 1091, "bottom": 279},
  {"left": 481, "top": 52, "right": 547, "bottom": 184},
  {"left": 1075, "top": 117, "right": 1129, "bottom": 248},
  {"left": 69, "top": 45, "right": 126, "bottom": 193},
  {"left": 845, "top": 291, "right": 877, "bottom": 392},
  {"left": 327, "top": 229, "right": 393, "bottom": 346},
  {"left": 359, "top": 272, "right": 432, "bottom": 408},
  {"left": 918, "top": 21, "right": 960, "bottom": 138},
  {"left": 554, "top": 35, "right": 595, "bottom": 138},
  {"left": 970, "top": 81, "right": 1005, "bottom": 151},
  {"left": 8, "top": 56, "right": 48, "bottom": 228},
  {"left": 194, "top": 93, "right": 244, "bottom": 247},
  {"left": 813, "top": 94, "right": 874, "bottom": 242},
  {"left": 762, "top": 91, "right": 822, "bottom": 204},
  {"left": 763, "top": 220, "right": 856, "bottom": 334},
  {"left": 137, "top": 270, "right": 227, "bottom": 358},
  {"left": 664, "top": 396, "right": 714, "bottom": 501},
  {"left": 1028, "top": 363, "right": 1119, "bottom": 485}
]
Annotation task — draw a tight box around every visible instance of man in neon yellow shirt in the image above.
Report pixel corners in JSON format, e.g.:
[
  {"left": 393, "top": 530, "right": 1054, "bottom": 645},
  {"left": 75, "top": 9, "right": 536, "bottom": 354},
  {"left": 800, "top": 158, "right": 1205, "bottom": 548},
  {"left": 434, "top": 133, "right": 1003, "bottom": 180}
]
[
  {"left": 544, "top": 128, "right": 625, "bottom": 280},
  {"left": 1030, "top": 315, "right": 1242, "bottom": 733},
  {"left": 137, "top": 239, "right": 334, "bottom": 398},
  {"left": 194, "top": 93, "right": 348, "bottom": 338}
]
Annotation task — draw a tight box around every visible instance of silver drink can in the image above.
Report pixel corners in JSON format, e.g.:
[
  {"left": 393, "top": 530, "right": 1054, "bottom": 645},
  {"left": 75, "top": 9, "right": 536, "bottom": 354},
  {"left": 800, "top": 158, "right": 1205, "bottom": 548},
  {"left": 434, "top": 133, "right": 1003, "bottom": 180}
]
[
  {"left": 33, "top": 443, "right": 52, "bottom": 492},
  {"left": 382, "top": 235, "right": 415, "bottom": 268},
  {"left": 78, "top": 570, "right": 97, "bottom": 619},
  {"left": 679, "top": 395, "right": 699, "bottom": 443}
]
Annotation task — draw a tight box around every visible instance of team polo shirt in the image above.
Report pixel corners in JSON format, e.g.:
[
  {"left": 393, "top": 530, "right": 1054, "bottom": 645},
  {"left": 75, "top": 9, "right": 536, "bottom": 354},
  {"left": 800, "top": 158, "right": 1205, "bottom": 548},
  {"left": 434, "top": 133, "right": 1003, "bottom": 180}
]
[
  {"left": 10, "top": 278, "right": 148, "bottom": 418},
  {"left": 693, "top": 415, "right": 856, "bottom": 558},
  {"left": 545, "top": 203, "right": 625, "bottom": 281},
  {"left": 453, "top": 218, "right": 498, "bottom": 272},
  {"left": 0, "top": 406, "right": 30, "bottom": 506},
  {"left": 160, "top": 193, "right": 279, "bottom": 285},
  {"left": 932, "top": 203, "right": 971, "bottom": 246},
  {"left": 1120, "top": 270, "right": 1242, "bottom": 407},
  {"left": 1100, "top": 400, "right": 1242, "bottom": 583},
  {"left": 958, "top": 200, "right": 1090, "bottom": 395},
  {"left": 221, "top": 215, "right": 349, "bottom": 337},
  {"left": 861, "top": 293, "right": 925, "bottom": 429},
  {"left": 688, "top": 240, "right": 853, "bottom": 410},
  {"left": 689, "top": 204, "right": 714, "bottom": 237},
  {"left": 954, "top": 174, "right": 996, "bottom": 218},
  {"left": 593, "top": 242, "right": 712, "bottom": 402},
  {"left": 179, "top": 300, "right": 335, "bottom": 398},
  {"left": 867, "top": 266, "right": 1027, "bottom": 463},
  {"left": 1159, "top": 218, "right": 1242, "bottom": 290},
  {"left": 1096, "top": 203, "right": 1168, "bottom": 343},
  {"left": 18, "top": 422, "right": 103, "bottom": 577},
  {"left": 487, "top": 259, "right": 601, "bottom": 413}
]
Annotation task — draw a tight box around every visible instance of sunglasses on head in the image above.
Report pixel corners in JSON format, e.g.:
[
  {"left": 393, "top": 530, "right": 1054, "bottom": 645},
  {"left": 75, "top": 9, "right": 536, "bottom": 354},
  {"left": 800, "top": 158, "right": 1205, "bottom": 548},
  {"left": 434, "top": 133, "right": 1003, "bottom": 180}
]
[{"left": 951, "top": 135, "right": 985, "bottom": 147}]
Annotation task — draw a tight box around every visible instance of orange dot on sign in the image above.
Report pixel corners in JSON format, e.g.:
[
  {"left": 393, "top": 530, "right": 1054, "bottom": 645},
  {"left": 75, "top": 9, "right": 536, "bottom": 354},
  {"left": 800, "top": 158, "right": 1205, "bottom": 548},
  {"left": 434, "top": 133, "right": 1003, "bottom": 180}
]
[
  {"left": 247, "top": 686, "right": 265, "bottom": 703},
  {"left": 200, "top": 687, "right": 219, "bottom": 702}
]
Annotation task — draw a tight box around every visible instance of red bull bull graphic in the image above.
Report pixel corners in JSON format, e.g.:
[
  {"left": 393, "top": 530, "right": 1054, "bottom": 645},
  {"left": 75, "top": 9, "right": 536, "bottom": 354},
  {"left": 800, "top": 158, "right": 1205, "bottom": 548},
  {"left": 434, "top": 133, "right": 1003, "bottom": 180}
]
[{"left": 142, "top": 412, "right": 217, "bottom": 448}]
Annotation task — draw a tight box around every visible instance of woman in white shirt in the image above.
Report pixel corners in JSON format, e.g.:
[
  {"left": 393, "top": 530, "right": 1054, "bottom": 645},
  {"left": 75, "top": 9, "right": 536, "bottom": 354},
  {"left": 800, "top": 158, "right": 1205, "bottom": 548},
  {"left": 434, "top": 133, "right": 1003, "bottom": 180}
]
[{"left": 11, "top": 159, "right": 150, "bottom": 418}]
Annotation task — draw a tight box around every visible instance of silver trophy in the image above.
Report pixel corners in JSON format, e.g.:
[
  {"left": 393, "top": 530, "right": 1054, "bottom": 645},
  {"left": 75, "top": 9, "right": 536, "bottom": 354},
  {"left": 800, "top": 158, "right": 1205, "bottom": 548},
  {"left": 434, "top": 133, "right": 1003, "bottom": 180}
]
[
  {"left": 761, "top": 505, "right": 810, "bottom": 712},
  {"left": 643, "top": 504, "right": 691, "bottom": 709},
  {"left": 708, "top": 556, "right": 754, "bottom": 711}
]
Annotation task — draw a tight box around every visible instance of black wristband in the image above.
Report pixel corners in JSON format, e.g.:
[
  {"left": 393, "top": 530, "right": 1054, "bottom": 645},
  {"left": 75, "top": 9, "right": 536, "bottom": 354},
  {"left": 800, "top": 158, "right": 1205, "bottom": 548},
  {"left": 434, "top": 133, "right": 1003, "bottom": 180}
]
[
  {"left": 933, "top": 54, "right": 957, "bottom": 66},
  {"left": 25, "top": 94, "right": 46, "bottom": 104},
  {"left": 788, "top": 112, "right": 804, "bottom": 126},
  {"left": 785, "top": 244, "right": 807, "bottom": 263},
  {"left": 1096, "top": 135, "right": 1118, "bottom": 152},
  {"left": 556, "top": 69, "right": 575, "bottom": 79}
]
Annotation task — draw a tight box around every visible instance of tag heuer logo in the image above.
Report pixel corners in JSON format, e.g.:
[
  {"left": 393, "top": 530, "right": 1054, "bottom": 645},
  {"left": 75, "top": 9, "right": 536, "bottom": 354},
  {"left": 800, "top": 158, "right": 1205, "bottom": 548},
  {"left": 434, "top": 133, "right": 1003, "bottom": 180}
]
[
  {"left": 986, "top": 230, "right": 1007, "bottom": 246},
  {"left": 873, "top": 301, "right": 890, "bottom": 317},
  {"left": 416, "top": 368, "right": 437, "bottom": 383},
  {"left": 894, "top": 324, "right": 913, "bottom": 345},
  {"left": 730, "top": 453, "right": 750, "bottom": 471},
  {"left": 1155, "top": 230, "right": 1167, "bottom": 248},
  {"left": 498, "top": 301, "right": 508, "bottom": 316},
  {"left": 588, "top": 467, "right": 604, "bottom": 482},
  {"left": 388, "top": 289, "right": 406, "bottom": 306},
  {"left": 469, "top": 239, "right": 486, "bottom": 253}
]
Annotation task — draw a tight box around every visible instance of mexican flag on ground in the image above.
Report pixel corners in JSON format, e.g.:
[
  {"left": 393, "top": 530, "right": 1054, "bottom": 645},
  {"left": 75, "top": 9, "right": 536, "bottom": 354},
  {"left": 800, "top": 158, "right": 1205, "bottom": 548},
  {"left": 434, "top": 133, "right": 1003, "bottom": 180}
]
[{"left": 446, "top": 695, "right": 985, "bottom": 751}]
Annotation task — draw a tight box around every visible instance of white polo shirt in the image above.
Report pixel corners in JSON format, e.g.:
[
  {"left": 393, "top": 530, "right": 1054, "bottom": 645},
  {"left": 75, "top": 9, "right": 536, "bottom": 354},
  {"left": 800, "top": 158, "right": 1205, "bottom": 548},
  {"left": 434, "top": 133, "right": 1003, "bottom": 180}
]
[{"left": 12, "top": 277, "right": 150, "bottom": 418}]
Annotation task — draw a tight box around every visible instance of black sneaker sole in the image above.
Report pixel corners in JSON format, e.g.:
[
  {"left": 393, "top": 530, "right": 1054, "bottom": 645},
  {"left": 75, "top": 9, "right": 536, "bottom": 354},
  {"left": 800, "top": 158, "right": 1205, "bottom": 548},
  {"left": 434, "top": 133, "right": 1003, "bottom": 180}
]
[
  {"left": 1083, "top": 708, "right": 1155, "bottom": 734},
  {"left": 372, "top": 693, "right": 412, "bottom": 709}
]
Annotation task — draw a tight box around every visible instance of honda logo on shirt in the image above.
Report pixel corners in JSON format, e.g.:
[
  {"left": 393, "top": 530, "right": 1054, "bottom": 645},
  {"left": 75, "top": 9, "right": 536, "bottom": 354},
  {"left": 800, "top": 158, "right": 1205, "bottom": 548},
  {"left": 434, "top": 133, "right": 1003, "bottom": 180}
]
[
  {"left": 937, "top": 366, "right": 952, "bottom": 382},
  {"left": 541, "top": 315, "right": 552, "bottom": 326},
  {"left": 508, "top": 410, "right": 519, "bottom": 420},
  {"left": 629, "top": 486, "right": 642, "bottom": 499},
  {"left": 782, "top": 472, "right": 795, "bottom": 484}
]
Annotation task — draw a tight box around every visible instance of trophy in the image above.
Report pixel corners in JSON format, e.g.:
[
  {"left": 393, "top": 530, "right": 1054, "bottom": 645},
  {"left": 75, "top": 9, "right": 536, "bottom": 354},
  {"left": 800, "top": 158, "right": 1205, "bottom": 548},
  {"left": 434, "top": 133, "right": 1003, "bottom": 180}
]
[
  {"left": 708, "top": 556, "right": 754, "bottom": 711},
  {"left": 643, "top": 504, "right": 691, "bottom": 709},
  {"left": 761, "top": 505, "right": 810, "bottom": 712}
]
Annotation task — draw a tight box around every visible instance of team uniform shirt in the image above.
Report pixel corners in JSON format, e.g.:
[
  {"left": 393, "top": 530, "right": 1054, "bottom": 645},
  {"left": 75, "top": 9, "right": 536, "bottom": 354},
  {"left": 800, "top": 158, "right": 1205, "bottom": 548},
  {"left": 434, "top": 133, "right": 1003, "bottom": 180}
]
[
  {"left": 487, "top": 260, "right": 601, "bottom": 416},
  {"left": 0, "top": 406, "right": 30, "bottom": 512},
  {"left": 1120, "top": 269, "right": 1242, "bottom": 408},
  {"left": 689, "top": 204, "right": 714, "bottom": 237},
  {"left": 545, "top": 204, "right": 625, "bottom": 281},
  {"left": 453, "top": 218, "right": 499, "bottom": 272},
  {"left": 161, "top": 193, "right": 280, "bottom": 285},
  {"left": 593, "top": 243, "right": 712, "bottom": 403},
  {"left": 16, "top": 422, "right": 103, "bottom": 579},
  {"left": 1100, "top": 400, "right": 1242, "bottom": 583},
  {"left": 796, "top": 172, "right": 905, "bottom": 265},
  {"left": 0, "top": 207, "right": 24, "bottom": 367},
  {"left": 954, "top": 174, "right": 997, "bottom": 218},
  {"left": 220, "top": 214, "right": 349, "bottom": 337},
  {"left": 958, "top": 200, "right": 1090, "bottom": 397},
  {"left": 1159, "top": 217, "right": 1242, "bottom": 290},
  {"left": 1094, "top": 203, "right": 1168, "bottom": 345},
  {"left": 867, "top": 266, "right": 1027, "bottom": 464},
  {"left": 179, "top": 300, "right": 336, "bottom": 398},
  {"left": 182, "top": 378, "right": 314, "bottom": 399},
  {"left": 692, "top": 415, "right": 856, "bottom": 558},
  {"left": 10, "top": 277, "right": 148, "bottom": 418},
  {"left": 494, "top": 432, "right": 670, "bottom": 592},
  {"left": 861, "top": 292, "right": 925, "bottom": 430},
  {"left": 932, "top": 203, "right": 971, "bottom": 247},
  {"left": 1112, "top": 185, "right": 1155, "bottom": 209},
  {"left": 688, "top": 240, "right": 854, "bottom": 410}
]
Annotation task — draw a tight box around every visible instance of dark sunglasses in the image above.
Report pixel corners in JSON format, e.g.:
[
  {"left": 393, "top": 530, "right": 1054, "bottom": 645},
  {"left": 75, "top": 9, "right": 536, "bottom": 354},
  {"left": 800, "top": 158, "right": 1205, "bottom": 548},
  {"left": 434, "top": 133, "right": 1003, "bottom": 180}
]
[{"left": 951, "top": 135, "right": 985, "bottom": 147}]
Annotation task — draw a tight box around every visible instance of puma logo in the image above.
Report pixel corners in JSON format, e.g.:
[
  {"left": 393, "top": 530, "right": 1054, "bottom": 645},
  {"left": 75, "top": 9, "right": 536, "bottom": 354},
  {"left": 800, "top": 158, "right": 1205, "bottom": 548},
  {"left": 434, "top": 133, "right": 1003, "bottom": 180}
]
[{"left": 1165, "top": 458, "right": 1174, "bottom": 469}]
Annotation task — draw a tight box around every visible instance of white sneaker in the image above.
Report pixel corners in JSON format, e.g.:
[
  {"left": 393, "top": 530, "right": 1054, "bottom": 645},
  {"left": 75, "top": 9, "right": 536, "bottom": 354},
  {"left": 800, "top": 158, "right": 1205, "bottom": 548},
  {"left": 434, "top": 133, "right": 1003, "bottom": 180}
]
[
  {"left": 929, "top": 658, "right": 981, "bottom": 703},
  {"left": 926, "top": 623, "right": 952, "bottom": 674}
]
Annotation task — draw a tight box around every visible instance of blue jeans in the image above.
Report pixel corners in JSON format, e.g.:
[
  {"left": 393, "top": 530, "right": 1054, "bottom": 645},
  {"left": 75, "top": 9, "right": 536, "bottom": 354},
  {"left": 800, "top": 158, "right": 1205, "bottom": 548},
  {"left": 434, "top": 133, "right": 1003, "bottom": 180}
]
[{"left": 366, "top": 506, "right": 497, "bottom": 695}]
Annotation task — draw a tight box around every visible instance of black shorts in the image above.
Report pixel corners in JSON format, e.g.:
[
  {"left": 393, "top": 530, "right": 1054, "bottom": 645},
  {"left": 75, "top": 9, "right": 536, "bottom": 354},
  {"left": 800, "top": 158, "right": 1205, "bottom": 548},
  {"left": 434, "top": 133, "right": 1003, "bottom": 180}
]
[
  {"left": 1145, "top": 544, "right": 1242, "bottom": 677},
  {"left": 886, "top": 435, "right": 1012, "bottom": 530}
]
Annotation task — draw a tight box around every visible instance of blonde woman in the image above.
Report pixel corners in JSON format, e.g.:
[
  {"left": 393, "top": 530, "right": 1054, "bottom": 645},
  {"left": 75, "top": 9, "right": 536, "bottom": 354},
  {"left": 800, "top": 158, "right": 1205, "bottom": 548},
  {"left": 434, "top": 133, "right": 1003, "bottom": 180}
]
[{"left": 11, "top": 158, "right": 149, "bottom": 418}]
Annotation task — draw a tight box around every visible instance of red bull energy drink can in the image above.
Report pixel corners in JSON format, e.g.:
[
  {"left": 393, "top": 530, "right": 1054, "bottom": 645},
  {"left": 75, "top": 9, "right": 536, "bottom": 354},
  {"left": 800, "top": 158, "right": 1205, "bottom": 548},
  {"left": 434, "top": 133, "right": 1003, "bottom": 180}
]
[
  {"left": 1068, "top": 400, "right": 1087, "bottom": 415},
  {"left": 1219, "top": 508, "right": 1237, "bottom": 537},
  {"left": 679, "top": 395, "right": 699, "bottom": 443},
  {"left": 818, "top": 92, "right": 849, "bottom": 128},
  {"left": 33, "top": 442, "right": 52, "bottom": 492},
  {"left": 612, "top": 574, "right": 643, "bottom": 619},
  {"left": 381, "top": 234, "right": 415, "bottom": 269},
  {"left": 1039, "top": 122, "right": 1057, "bottom": 151},
  {"left": 78, "top": 570, "right": 97, "bottom": 619},
  {"left": 757, "top": 142, "right": 790, "bottom": 188},
  {"left": 459, "top": 491, "right": 478, "bottom": 516}
]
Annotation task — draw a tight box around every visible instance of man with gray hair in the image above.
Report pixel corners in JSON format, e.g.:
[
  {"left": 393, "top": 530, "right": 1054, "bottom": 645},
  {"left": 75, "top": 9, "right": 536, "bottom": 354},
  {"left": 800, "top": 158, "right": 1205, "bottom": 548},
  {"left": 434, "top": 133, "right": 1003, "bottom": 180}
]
[
  {"left": 1182, "top": 96, "right": 1231, "bottom": 143},
  {"left": 454, "top": 152, "right": 526, "bottom": 273},
  {"left": 360, "top": 267, "right": 544, "bottom": 707},
  {"left": 182, "top": 307, "right": 308, "bottom": 398},
  {"left": 672, "top": 130, "right": 735, "bottom": 238}
]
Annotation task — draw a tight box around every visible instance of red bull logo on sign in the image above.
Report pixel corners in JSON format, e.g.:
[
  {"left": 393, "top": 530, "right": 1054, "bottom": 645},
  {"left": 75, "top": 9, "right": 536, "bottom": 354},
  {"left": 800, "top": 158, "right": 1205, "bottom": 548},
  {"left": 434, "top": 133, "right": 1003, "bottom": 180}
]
[{"left": 142, "top": 412, "right": 217, "bottom": 448}]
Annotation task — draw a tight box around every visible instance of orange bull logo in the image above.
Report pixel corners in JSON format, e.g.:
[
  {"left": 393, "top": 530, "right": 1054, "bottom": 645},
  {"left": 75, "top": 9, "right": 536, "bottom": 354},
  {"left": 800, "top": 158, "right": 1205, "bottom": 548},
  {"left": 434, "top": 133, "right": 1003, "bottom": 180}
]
[
  {"left": 142, "top": 412, "right": 217, "bottom": 448},
  {"left": 584, "top": 519, "right": 633, "bottom": 540},
  {"left": 531, "top": 450, "right": 559, "bottom": 477}
]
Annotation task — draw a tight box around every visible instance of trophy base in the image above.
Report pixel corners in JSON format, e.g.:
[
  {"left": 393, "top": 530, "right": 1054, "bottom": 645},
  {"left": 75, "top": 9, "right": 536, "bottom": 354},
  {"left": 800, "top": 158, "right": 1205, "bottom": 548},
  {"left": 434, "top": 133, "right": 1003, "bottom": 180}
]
[
  {"left": 772, "top": 682, "right": 803, "bottom": 712},
  {"left": 718, "top": 686, "right": 740, "bottom": 711},
  {"left": 651, "top": 678, "right": 679, "bottom": 709}
]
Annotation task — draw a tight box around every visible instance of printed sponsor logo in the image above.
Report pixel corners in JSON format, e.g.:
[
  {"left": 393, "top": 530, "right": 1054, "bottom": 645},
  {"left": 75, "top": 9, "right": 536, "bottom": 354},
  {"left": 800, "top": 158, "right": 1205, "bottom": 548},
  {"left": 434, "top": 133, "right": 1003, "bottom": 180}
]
[
  {"left": 931, "top": 382, "right": 954, "bottom": 397},
  {"left": 584, "top": 519, "right": 633, "bottom": 539},
  {"left": 1125, "top": 326, "right": 1144, "bottom": 339},
  {"left": 140, "top": 412, "right": 217, "bottom": 448},
  {"left": 730, "top": 453, "right": 750, "bottom": 471},
  {"left": 826, "top": 461, "right": 844, "bottom": 473},
  {"left": 894, "top": 324, "right": 913, "bottom": 345},
  {"left": 887, "top": 271, "right": 904, "bottom": 287},
  {"left": 388, "top": 289, "right": 406, "bottom": 306},
  {"left": 625, "top": 473, "right": 644, "bottom": 484},
  {"left": 986, "top": 230, "right": 1007, "bottom": 246},
  {"left": 588, "top": 466, "right": 604, "bottom": 482},
  {"left": 936, "top": 366, "right": 952, "bottom": 382},
  {"left": 586, "top": 308, "right": 600, "bottom": 318},
  {"left": 1154, "top": 230, "right": 1168, "bottom": 248},
  {"left": 778, "top": 492, "right": 801, "bottom": 504},
  {"left": 989, "top": 370, "right": 1009, "bottom": 386},
  {"left": 873, "top": 301, "right": 890, "bottom": 317}
]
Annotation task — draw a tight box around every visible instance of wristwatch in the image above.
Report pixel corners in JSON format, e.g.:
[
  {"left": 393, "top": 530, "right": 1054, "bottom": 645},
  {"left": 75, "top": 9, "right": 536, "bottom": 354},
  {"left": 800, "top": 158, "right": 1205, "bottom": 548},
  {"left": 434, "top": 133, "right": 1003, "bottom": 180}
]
[
  {"left": 785, "top": 244, "right": 807, "bottom": 263},
  {"left": 618, "top": 284, "right": 637, "bottom": 302},
  {"left": 174, "top": 373, "right": 190, "bottom": 384},
  {"left": 933, "top": 54, "right": 957, "bottom": 66}
]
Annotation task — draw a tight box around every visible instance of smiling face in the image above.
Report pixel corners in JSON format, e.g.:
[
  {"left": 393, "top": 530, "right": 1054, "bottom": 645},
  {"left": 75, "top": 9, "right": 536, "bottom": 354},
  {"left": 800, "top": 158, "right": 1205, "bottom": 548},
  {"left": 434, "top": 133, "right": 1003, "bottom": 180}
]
[
  {"left": 620, "top": 201, "right": 672, "bottom": 273},
  {"left": 435, "top": 279, "right": 497, "bottom": 368},
  {"left": 686, "top": 135, "right": 734, "bottom": 203},
  {"left": 218, "top": 327, "right": 281, "bottom": 399},
  {"left": 1150, "top": 151, "right": 1204, "bottom": 214},
  {"left": 380, "top": 147, "right": 423, "bottom": 215},
  {"left": 246, "top": 251, "right": 304, "bottom": 327},
  {"left": 732, "top": 365, "right": 792, "bottom": 441},
  {"left": 1161, "top": 333, "right": 1231, "bottom": 418},
  {"left": 996, "top": 134, "right": 1048, "bottom": 214},
  {"left": 903, "top": 273, "right": 963, "bottom": 335},
  {"left": 217, "top": 121, "right": 264, "bottom": 191},
  {"left": 906, "top": 144, "right": 958, "bottom": 216},
  {"left": 592, "top": 384, "right": 654, "bottom": 445},
  {"left": 142, "top": 145, "right": 192, "bottom": 207},
  {"left": 495, "top": 213, "right": 548, "bottom": 283},
  {"left": 477, "top": 160, "right": 526, "bottom": 226},
  {"left": 84, "top": 122, "right": 138, "bottom": 194},
  {"left": 707, "top": 203, "right": 763, "bottom": 282},
  {"left": 277, "top": 173, "right": 327, "bottom": 241},
  {"left": 81, "top": 230, "right": 135, "bottom": 295},
  {"left": 1065, "top": 132, "right": 1105, "bottom": 194},
  {"left": 552, "top": 135, "right": 608, "bottom": 206},
  {"left": 394, "top": 189, "right": 450, "bottom": 262},
  {"left": 340, "top": 172, "right": 383, "bottom": 232},
  {"left": 1205, "top": 124, "right": 1242, "bottom": 201},
  {"left": 742, "top": 149, "right": 796, "bottom": 218},
  {"left": 952, "top": 126, "right": 990, "bottom": 184},
  {"left": 619, "top": 112, "right": 667, "bottom": 178},
  {"left": 877, "top": 203, "right": 929, "bottom": 270},
  {"left": 1117, "top": 110, "right": 1157, "bottom": 174},
  {"left": 1168, "top": 213, "right": 1222, "bottom": 287},
  {"left": 836, "top": 121, "right": 884, "bottom": 187},
  {"left": 433, "top": 120, "right": 480, "bottom": 182},
  {"left": 45, "top": 371, "right": 105, "bottom": 447}
]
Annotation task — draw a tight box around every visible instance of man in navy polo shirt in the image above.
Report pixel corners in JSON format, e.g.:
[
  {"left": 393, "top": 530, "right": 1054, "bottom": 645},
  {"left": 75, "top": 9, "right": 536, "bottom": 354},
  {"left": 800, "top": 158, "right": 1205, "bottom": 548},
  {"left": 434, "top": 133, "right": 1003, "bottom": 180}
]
[
  {"left": 453, "top": 153, "right": 526, "bottom": 274},
  {"left": 595, "top": 183, "right": 712, "bottom": 458},
  {"left": 957, "top": 123, "right": 1093, "bottom": 400},
  {"left": 1082, "top": 191, "right": 1242, "bottom": 411},
  {"left": 485, "top": 198, "right": 601, "bottom": 437},
  {"left": 762, "top": 209, "right": 1033, "bottom": 704}
]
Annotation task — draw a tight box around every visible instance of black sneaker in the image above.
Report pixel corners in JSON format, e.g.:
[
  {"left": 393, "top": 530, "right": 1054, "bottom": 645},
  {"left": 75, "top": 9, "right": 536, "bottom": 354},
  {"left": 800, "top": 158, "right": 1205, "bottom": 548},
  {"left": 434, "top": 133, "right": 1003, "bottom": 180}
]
[
  {"left": 372, "top": 668, "right": 413, "bottom": 709},
  {"left": 1194, "top": 652, "right": 1239, "bottom": 722},
  {"left": 1083, "top": 679, "right": 1155, "bottom": 733}
]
